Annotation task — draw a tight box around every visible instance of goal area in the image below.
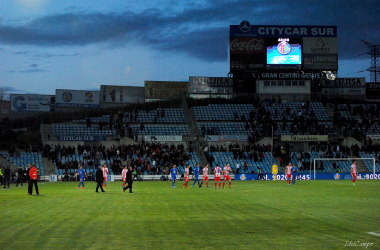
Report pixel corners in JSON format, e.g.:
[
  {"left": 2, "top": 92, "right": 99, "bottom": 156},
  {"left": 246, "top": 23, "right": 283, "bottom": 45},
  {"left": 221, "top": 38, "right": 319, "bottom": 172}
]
[{"left": 312, "top": 158, "right": 376, "bottom": 180}]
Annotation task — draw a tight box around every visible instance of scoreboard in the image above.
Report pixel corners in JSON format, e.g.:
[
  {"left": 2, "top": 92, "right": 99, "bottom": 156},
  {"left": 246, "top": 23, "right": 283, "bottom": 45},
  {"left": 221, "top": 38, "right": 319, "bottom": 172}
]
[{"left": 229, "top": 21, "right": 338, "bottom": 72}]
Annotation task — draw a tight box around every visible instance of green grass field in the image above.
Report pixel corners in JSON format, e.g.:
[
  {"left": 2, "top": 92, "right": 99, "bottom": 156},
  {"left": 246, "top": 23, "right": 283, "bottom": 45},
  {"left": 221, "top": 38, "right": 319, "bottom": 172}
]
[{"left": 1, "top": 179, "right": 380, "bottom": 250}]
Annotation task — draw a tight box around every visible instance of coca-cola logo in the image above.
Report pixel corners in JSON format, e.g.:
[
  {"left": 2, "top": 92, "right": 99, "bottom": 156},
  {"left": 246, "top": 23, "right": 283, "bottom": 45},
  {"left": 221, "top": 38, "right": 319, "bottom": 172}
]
[{"left": 230, "top": 38, "right": 265, "bottom": 53}]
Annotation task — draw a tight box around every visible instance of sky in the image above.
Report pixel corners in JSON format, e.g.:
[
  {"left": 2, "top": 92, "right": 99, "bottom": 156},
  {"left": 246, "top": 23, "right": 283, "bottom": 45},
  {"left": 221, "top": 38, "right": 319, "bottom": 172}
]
[{"left": 0, "top": 0, "right": 379, "bottom": 95}]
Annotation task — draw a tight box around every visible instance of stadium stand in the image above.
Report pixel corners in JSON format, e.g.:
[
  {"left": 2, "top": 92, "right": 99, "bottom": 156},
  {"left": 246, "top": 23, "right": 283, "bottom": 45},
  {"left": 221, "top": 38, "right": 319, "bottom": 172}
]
[
  {"left": 262, "top": 101, "right": 329, "bottom": 121},
  {"left": 198, "top": 122, "right": 258, "bottom": 135},
  {"left": 52, "top": 124, "right": 115, "bottom": 136},
  {"left": 73, "top": 108, "right": 187, "bottom": 124},
  {"left": 51, "top": 142, "right": 199, "bottom": 177},
  {"left": 209, "top": 151, "right": 280, "bottom": 174},
  {"left": 128, "top": 124, "right": 190, "bottom": 136},
  {"left": 0, "top": 152, "right": 45, "bottom": 175},
  {"left": 193, "top": 104, "right": 255, "bottom": 121}
]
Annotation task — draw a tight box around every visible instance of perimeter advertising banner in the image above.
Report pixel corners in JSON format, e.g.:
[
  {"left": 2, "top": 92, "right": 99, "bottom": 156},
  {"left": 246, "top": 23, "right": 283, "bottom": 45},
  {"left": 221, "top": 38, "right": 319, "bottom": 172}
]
[
  {"left": 100, "top": 85, "right": 145, "bottom": 103},
  {"left": 258, "top": 71, "right": 322, "bottom": 80},
  {"left": 0, "top": 101, "right": 10, "bottom": 119},
  {"left": 57, "top": 135, "right": 107, "bottom": 141},
  {"left": 366, "top": 83, "right": 380, "bottom": 99},
  {"left": 56, "top": 89, "right": 100, "bottom": 108},
  {"left": 303, "top": 37, "right": 338, "bottom": 70},
  {"left": 230, "top": 23, "right": 337, "bottom": 38},
  {"left": 229, "top": 37, "right": 266, "bottom": 70},
  {"left": 11, "top": 94, "right": 55, "bottom": 112},
  {"left": 367, "top": 135, "right": 380, "bottom": 140},
  {"left": 140, "top": 135, "right": 183, "bottom": 142},
  {"left": 207, "top": 135, "right": 248, "bottom": 142},
  {"left": 236, "top": 173, "right": 380, "bottom": 181},
  {"left": 144, "top": 81, "right": 188, "bottom": 99},
  {"left": 322, "top": 78, "right": 366, "bottom": 95},
  {"left": 281, "top": 135, "right": 328, "bottom": 142},
  {"left": 189, "top": 77, "right": 233, "bottom": 97}
]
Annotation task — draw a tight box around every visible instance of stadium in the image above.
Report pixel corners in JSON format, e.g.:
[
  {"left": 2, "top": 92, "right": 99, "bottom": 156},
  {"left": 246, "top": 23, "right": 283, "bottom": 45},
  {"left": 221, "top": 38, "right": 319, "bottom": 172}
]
[{"left": 1, "top": 19, "right": 380, "bottom": 249}]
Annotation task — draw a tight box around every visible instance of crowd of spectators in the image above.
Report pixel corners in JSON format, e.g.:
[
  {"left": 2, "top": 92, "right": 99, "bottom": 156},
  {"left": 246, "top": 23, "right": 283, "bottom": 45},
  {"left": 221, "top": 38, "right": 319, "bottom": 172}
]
[
  {"left": 333, "top": 103, "right": 380, "bottom": 138},
  {"left": 48, "top": 141, "right": 196, "bottom": 176}
]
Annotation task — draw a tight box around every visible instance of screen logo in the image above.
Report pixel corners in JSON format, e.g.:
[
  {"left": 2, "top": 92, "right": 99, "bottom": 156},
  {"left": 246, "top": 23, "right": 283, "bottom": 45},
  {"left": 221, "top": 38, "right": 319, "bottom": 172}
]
[{"left": 277, "top": 38, "right": 291, "bottom": 55}]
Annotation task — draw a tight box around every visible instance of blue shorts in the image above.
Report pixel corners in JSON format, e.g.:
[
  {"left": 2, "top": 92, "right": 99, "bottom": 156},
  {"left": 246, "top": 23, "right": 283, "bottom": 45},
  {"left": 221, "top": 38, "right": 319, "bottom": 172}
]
[
  {"left": 292, "top": 174, "right": 297, "bottom": 178},
  {"left": 194, "top": 175, "right": 200, "bottom": 181},
  {"left": 172, "top": 176, "right": 177, "bottom": 181},
  {"left": 80, "top": 177, "right": 84, "bottom": 182}
]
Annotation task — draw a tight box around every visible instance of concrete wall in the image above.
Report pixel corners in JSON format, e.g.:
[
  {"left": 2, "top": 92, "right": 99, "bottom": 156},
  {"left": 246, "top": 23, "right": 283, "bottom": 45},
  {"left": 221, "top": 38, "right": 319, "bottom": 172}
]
[{"left": 257, "top": 80, "right": 311, "bottom": 94}]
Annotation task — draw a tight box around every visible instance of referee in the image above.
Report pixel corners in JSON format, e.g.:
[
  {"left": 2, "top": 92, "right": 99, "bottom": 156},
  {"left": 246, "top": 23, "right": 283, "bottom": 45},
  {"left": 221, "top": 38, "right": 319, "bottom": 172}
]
[
  {"left": 123, "top": 166, "right": 133, "bottom": 193},
  {"left": 95, "top": 165, "right": 105, "bottom": 193}
]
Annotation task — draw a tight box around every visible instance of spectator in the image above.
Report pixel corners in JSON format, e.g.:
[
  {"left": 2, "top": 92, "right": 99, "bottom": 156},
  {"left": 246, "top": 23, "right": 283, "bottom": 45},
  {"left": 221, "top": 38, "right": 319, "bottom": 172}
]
[
  {"left": 16, "top": 167, "right": 24, "bottom": 187},
  {"left": 89, "top": 171, "right": 94, "bottom": 181},
  {"left": 86, "top": 117, "right": 91, "bottom": 128},
  {"left": 3, "top": 166, "right": 10, "bottom": 188}
]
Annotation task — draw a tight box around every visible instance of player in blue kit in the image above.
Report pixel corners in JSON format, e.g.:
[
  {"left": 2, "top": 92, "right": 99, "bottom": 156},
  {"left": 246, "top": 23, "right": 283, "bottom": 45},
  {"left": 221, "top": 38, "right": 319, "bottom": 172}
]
[
  {"left": 292, "top": 164, "right": 298, "bottom": 185},
  {"left": 75, "top": 166, "right": 87, "bottom": 189},
  {"left": 170, "top": 165, "right": 179, "bottom": 188},
  {"left": 192, "top": 163, "right": 201, "bottom": 188}
]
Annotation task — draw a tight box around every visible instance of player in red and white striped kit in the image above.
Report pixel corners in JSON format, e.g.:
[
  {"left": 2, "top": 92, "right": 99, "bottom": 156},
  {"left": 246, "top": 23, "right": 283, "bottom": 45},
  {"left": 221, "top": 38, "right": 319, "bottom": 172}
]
[
  {"left": 351, "top": 161, "right": 357, "bottom": 186},
  {"left": 200, "top": 164, "right": 209, "bottom": 188},
  {"left": 223, "top": 163, "right": 232, "bottom": 189},
  {"left": 102, "top": 163, "right": 109, "bottom": 188},
  {"left": 214, "top": 164, "right": 222, "bottom": 189},
  {"left": 286, "top": 163, "right": 292, "bottom": 185},
  {"left": 121, "top": 165, "right": 128, "bottom": 188},
  {"left": 182, "top": 164, "right": 190, "bottom": 189}
]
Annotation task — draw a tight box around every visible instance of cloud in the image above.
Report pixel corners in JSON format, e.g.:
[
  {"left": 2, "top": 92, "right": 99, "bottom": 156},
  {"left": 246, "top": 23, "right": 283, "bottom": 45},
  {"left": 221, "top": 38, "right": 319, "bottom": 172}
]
[
  {"left": 14, "top": 51, "right": 29, "bottom": 55},
  {"left": 30, "top": 63, "right": 38, "bottom": 67},
  {"left": 0, "top": 0, "right": 378, "bottom": 61},
  {"left": 0, "top": 86, "right": 34, "bottom": 94},
  {"left": 7, "top": 69, "right": 49, "bottom": 73},
  {"left": 32, "top": 52, "right": 80, "bottom": 58}
]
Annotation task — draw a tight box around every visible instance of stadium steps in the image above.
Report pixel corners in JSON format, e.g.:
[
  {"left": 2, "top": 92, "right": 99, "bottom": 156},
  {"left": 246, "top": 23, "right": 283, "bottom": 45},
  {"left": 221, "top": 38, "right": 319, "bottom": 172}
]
[
  {"left": 0, "top": 154, "right": 18, "bottom": 172},
  {"left": 325, "top": 107, "right": 335, "bottom": 120},
  {"left": 356, "top": 161, "right": 369, "bottom": 173},
  {"left": 42, "top": 157, "right": 56, "bottom": 175},
  {"left": 43, "top": 124, "right": 58, "bottom": 142},
  {"left": 276, "top": 157, "right": 286, "bottom": 173},
  {"left": 182, "top": 100, "right": 197, "bottom": 137},
  {"left": 120, "top": 136, "right": 136, "bottom": 145}
]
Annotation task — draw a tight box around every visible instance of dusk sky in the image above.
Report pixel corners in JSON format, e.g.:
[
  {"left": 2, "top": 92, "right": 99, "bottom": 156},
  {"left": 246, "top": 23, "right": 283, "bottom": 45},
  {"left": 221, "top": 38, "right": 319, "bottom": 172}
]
[{"left": 0, "top": 0, "right": 379, "bottom": 95}]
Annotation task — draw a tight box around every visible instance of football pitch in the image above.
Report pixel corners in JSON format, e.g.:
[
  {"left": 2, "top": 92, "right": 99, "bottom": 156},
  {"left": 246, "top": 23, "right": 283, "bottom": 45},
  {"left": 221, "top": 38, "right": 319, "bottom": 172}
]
[{"left": 1, "top": 180, "right": 379, "bottom": 250}]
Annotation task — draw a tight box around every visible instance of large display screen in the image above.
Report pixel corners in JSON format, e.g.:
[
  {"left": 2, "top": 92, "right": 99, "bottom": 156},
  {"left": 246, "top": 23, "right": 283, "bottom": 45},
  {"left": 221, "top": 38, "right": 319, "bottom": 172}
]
[{"left": 267, "top": 38, "right": 302, "bottom": 65}]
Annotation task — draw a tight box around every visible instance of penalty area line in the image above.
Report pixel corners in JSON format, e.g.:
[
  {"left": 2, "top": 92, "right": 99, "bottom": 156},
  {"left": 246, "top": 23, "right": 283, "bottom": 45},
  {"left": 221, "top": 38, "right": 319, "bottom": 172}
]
[{"left": 367, "top": 232, "right": 380, "bottom": 237}]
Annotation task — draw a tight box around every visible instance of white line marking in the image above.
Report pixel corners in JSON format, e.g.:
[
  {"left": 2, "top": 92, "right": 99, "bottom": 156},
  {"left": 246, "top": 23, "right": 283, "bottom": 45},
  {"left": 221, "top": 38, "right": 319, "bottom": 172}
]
[{"left": 367, "top": 232, "right": 380, "bottom": 237}]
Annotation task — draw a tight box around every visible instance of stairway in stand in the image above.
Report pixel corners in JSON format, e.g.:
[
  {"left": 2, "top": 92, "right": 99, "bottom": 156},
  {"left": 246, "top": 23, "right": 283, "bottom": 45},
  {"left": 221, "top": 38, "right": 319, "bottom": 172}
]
[
  {"left": 0, "top": 155, "right": 17, "bottom": 172},
  {"left": 42, "top": 157, "right": 56, "bottom": 176},
  {"left": 356, "top": 160, "right": 370, "bottom": 173}
]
